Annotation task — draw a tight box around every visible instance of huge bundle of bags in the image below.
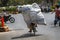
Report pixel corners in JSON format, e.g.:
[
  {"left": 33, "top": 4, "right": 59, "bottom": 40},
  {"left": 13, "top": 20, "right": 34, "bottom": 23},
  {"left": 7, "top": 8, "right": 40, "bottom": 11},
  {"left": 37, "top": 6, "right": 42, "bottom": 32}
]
[{"left": 21, "top": 3, "right": 46, "bottom": 26}]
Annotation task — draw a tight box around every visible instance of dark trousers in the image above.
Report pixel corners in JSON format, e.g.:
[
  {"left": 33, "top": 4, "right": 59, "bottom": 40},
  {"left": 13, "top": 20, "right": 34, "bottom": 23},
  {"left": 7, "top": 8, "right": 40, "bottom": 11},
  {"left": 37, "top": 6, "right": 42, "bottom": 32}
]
[
  {"left": 4, "top": 16, "right": 9, "bottom": 22},
  {"left": 54, "top": 16, "right": 60, "bottom": 26}
]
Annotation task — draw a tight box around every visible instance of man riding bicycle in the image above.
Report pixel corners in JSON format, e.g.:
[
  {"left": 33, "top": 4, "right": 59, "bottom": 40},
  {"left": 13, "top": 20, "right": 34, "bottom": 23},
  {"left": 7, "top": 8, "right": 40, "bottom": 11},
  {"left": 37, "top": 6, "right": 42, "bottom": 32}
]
[{"left": 28, "top": 22, "right": 37, "bottom": 32}]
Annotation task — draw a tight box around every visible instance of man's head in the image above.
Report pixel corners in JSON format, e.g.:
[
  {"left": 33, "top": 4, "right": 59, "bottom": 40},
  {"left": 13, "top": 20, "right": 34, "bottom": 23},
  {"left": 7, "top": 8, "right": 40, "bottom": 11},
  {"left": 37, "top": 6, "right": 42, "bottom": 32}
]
[
  {"left": 3, "top": 10, "right": 6, "bottom": 12},
  {"left": 55, "top": 5, "right": 60, "bottom": 9}
]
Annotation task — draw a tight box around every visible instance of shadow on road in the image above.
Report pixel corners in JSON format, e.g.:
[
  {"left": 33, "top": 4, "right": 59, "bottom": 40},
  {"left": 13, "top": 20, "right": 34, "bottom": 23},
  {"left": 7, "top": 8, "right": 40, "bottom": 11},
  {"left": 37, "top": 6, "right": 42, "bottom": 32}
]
[{"left": 12, "top": 33, "right": 43, "bottom": 39}]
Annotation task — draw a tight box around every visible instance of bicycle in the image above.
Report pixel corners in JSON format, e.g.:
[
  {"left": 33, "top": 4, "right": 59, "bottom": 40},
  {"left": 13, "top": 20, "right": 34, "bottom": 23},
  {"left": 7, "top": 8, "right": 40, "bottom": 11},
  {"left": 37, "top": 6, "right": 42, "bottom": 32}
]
[{"left": 29, "top": 22, "right": 37, "bottom": 36}]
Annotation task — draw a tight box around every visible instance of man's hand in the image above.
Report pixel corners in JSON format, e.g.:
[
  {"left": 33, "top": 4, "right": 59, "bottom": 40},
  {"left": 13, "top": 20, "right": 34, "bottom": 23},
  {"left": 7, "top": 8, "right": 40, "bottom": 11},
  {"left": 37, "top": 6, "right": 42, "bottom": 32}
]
[{"left": 51, "top": 12, "right": 54, "bottom": 14}]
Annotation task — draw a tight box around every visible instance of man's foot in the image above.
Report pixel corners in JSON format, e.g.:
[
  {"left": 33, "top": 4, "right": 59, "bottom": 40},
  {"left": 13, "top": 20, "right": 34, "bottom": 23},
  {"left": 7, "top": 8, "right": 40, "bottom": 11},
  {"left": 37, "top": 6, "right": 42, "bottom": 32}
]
[
  {"left": 43, "top": 23, "right": 47, "bottom": 25},
  {"left": 59, "top": 25, "right": 60, "bottom": 27},
  {"left": 54, "top": 25, "right": 57, "bottom": 27},
  {"left": 59, "top": 23, "right": 60, "bottom": 27}
]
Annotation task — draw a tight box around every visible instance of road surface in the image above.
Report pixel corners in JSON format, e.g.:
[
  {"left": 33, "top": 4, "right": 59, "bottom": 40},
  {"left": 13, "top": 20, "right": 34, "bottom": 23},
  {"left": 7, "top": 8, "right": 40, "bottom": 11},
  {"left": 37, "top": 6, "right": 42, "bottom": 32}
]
[{"left": 0, "top": 12, "right": 60, "bottom": 40}]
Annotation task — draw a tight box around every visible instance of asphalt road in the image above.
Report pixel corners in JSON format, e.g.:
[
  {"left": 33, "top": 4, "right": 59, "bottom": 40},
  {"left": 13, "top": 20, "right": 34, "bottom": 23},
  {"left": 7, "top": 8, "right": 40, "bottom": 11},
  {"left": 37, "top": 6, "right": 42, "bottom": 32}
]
[{"left": 0, "top": 12, "right": 60, "bottom": 40}]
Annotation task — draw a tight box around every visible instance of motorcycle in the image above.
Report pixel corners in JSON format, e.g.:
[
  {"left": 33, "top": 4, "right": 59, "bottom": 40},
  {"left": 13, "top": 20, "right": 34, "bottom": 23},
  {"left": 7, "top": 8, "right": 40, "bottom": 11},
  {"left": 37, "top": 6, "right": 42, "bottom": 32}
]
[{"left": 4, "top": 15, "right": 15, "bottom": 23}]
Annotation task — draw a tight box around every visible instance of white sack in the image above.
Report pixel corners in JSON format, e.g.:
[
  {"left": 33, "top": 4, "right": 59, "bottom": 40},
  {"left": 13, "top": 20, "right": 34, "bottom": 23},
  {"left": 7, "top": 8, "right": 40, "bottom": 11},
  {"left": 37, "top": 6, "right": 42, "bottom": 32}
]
[
  {"left": 22, "top": 7, "right": 32, "bottom": 26},
  {"left": 36, "top": 12, "right": 46, "bottom": 24},
  {"left": 21, "top": 3, "right": 46, "bottom": 26}
]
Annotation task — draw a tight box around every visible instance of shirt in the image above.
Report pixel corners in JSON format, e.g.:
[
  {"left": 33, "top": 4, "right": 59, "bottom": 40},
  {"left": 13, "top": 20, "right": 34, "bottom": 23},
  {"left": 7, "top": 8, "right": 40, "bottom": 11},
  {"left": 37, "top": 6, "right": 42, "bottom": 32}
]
[{"left": 55, "top": 8, "right": 60, "bottom": 17}]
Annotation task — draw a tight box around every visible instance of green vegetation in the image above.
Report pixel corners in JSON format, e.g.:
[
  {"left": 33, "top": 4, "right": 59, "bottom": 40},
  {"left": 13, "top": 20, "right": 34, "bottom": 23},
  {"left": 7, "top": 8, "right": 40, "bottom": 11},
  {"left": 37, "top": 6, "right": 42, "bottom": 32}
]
[
  {"left": 0, "top": 6, "right": 17, "bottom": 14},
  {"left": 6, "top": 6, "right": 16, "bottom": 11},
  {"left": 0, "top": 0, "right": 42, "bottom": 13},
  {"left": 0, "top": 0, "right": 42, "bottom": 6}
]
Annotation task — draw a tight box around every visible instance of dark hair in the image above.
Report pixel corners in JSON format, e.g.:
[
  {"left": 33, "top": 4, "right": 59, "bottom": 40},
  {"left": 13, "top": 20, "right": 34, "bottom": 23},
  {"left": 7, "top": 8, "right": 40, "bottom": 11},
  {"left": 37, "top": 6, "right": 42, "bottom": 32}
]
[
  {"left": 31, "top": 22, "right": 35, "bottom": 26},
  {"left": 55, "top": 5, "right": 60, "bottom": 9},
  {"left": 3, "top": 10, "right": 6, "bottom": 12}
]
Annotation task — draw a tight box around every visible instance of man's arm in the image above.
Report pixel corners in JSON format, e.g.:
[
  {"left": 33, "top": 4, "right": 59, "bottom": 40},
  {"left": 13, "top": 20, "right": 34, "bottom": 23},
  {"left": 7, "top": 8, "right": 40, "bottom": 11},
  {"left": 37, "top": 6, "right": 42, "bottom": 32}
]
[{"left": 51, "top": 9, "right": 55, "bottom": 14}]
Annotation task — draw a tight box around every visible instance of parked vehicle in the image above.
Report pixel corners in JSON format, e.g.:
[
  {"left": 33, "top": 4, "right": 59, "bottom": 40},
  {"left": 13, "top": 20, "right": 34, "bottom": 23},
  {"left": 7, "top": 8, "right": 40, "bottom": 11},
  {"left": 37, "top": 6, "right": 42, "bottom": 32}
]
[{"left": 4, "top": 15, "right": 15, "bottom": 23}]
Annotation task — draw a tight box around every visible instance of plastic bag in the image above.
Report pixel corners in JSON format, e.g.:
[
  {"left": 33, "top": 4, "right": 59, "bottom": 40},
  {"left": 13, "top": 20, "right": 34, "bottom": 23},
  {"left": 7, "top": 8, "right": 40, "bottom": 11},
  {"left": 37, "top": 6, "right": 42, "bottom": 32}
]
[
  {"left": 36, "top": 12, "right": 45, "bottom": 24},
  {"left": 30, "top": 11, "right": 46, "bottom": 25},
  {"left": 22, "top": 3, "right": 46, "bottom": 26}
]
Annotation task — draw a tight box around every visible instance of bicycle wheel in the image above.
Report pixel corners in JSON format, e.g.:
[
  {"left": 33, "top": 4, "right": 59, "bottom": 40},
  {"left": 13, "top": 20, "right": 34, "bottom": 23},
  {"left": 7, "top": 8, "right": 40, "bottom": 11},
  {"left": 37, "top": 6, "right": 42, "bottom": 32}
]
[
  {"left": 9, "top": 17, "right": 15, "bottom": 23},
  {"left": 33, "top": 27, "right": 36, "bottom": 36}
]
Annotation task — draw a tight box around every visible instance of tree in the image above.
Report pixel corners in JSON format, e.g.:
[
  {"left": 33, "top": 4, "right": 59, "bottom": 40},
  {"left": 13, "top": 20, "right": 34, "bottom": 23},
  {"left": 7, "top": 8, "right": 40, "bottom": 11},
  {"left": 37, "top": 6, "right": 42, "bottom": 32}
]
[
  {"left": 24, "top": 0, "right": 42, "bottom": 4},
  {"left": 1, "top": 0, "right": 9, "bottom": 6}
]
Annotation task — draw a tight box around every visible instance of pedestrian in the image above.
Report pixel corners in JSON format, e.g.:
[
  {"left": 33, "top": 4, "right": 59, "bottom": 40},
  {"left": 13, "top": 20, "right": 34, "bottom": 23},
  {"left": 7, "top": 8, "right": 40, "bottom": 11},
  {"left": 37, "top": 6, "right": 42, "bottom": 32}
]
[
  {"left": 2, "top": 10, "right": 10, "bottom": 23},
  {"left": 52, "top": 5, "right": 60, "bottom": 27},
  {"left": 2, "top": 10, "right": 9, "bottom": 16}
]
